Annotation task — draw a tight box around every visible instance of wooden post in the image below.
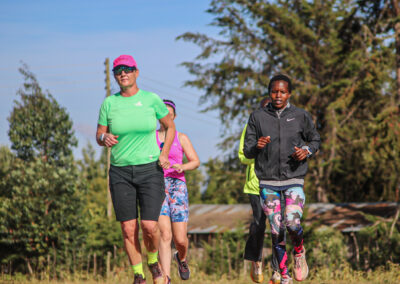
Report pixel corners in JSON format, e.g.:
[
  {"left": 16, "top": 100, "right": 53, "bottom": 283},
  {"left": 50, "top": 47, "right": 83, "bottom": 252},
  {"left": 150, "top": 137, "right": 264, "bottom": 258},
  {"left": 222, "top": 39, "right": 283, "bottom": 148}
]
[
  {"left": 220, "top": 237, "right": 224, "bottom": 273},
  {"left": 87, "top": 250, "right": 91, "bottom": 278},
  {"left": 106, "top": 251, "right": 111, "bottom": 279},
  {"left": 104, "top": 58, "right": 113, "bottom": 220},
  {"left": 47, "top": 254, "right": 50, "bottom": 280},
  {"left": 350, "top": 232, "right": 360, "bottom": 269},
  {"left": 113, "top": 245, "right": 117, "bottom": 272},
  {"left": 236, "top": 241, "right": 241, "bottom": 275},
  {"left": 52, "top": 242, "right": 57, "bottom": 280},
  {"left": 226, "top": 243, "right": 232, "bottom": 276},
  {"left": 72, "top": 249, "right": 76, "bottom": 276},
  {"left": 93, "top": 253, "right": 97, "bottom": 278}
]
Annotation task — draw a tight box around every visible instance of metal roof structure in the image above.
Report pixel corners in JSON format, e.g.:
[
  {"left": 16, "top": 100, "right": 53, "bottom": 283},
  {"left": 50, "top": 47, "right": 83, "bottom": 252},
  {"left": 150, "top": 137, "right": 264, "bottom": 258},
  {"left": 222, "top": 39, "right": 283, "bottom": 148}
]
[{"left": 187, "top": 202, "right": 399, "bottom": 234}]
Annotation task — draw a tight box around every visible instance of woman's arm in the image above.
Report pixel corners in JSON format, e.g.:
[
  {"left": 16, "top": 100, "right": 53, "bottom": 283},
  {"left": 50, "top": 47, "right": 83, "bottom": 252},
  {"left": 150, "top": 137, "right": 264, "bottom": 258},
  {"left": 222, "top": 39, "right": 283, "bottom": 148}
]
[
  {"left": 172, "top": 133, "right": 200, "bottom": 173},
  {"left": 158, "top": 115, "right": 176, "bottom": 169},
  {"left": 95, "top": 124, "right": 119, "bottom": 147}
]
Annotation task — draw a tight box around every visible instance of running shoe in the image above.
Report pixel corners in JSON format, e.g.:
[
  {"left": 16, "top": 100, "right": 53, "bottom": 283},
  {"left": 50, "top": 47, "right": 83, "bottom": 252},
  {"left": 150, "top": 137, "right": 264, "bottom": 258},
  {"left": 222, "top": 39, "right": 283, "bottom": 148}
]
[
  {"left": 133, "top": 274, "right": 146, "bottom": 284},
  {"left": 250, "top": 261, "right": 264, "bottom": 283},
  {"left": 268, "top": 270, "right": 281, "bottom": 284},
  {"left": 293, "top": 248, "right": 309, "bottom": 281},
  {"left": 174, "top": 251, "right": 190, "bottom": 280},
  {"left": 281, "top": 274, "right": 293, "bottom": 284},
  {"left": 148, "top": 262, "right": 165, "bottom": 284}
]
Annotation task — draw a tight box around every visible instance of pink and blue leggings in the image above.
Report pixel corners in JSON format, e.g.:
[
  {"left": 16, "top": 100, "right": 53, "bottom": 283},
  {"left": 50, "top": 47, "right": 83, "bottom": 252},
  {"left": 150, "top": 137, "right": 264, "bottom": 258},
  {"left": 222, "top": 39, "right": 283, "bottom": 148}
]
[{"left": 259, "top": 184, "right": 305, "bottom": 276}]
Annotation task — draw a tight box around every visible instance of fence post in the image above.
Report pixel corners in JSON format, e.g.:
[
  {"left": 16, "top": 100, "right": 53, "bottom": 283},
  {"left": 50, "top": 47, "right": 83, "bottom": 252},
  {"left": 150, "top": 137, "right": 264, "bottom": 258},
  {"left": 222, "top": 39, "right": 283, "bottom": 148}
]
[
  {"left": 93, "top": 253, "right": 97, "bottom": 278},
  {"left": 107, "top": 251, "right": 111, "bottom": 279}
]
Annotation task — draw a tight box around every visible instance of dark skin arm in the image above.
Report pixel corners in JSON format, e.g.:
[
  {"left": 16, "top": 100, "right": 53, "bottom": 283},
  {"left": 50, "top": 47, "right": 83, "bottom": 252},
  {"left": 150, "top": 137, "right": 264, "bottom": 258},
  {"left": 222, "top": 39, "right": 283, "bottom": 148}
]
[{"left": 291, "top": 146, "right": 309, "bottom": 161}]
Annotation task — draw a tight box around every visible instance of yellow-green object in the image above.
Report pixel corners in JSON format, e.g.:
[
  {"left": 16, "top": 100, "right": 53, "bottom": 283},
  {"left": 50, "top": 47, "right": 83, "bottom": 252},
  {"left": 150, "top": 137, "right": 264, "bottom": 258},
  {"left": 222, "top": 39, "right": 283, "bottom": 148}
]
[
  {"left": 132, "top": 262, "right": 145, "bottom": 277},
  {"left": 238, "top": 125, "right": 260, "bottom": 195},
  {"left": 147, "top": 250, "right": 159, "bottom": 265}
]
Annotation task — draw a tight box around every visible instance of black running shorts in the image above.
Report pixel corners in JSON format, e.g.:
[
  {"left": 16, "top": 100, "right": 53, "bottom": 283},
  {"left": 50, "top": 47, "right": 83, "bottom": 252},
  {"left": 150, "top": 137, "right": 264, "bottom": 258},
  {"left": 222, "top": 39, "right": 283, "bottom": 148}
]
[{"left": 109, "top": 161, "right": 165, "bottom": 221}]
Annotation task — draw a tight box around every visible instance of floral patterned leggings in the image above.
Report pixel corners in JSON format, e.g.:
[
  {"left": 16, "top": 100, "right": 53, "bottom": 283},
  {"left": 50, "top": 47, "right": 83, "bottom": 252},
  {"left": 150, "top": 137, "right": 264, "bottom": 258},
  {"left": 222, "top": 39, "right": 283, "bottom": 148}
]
[{"left": 259, "top": 185, "right": 305, "bottom": 276}]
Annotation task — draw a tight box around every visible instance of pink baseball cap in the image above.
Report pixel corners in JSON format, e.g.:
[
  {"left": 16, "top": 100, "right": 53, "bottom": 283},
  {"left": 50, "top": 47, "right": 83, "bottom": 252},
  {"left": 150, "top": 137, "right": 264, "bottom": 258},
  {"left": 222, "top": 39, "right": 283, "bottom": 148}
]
[{"left": 113, "top": 55, "right": 137, "bottom": 69}]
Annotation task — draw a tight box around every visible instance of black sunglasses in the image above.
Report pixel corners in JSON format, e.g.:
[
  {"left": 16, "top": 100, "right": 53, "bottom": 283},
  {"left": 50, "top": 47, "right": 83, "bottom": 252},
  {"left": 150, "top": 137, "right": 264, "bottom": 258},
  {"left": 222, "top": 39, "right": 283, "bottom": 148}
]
[{"left": 113, "top": 65, "right": 136, "bottom": 75}]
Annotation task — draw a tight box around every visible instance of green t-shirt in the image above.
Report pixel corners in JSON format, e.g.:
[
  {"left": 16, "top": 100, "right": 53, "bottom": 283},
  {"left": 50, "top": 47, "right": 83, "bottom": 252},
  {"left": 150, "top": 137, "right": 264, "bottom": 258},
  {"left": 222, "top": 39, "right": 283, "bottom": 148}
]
[{"left": 98, "top": 89, "right": 169, "bottom": 166}]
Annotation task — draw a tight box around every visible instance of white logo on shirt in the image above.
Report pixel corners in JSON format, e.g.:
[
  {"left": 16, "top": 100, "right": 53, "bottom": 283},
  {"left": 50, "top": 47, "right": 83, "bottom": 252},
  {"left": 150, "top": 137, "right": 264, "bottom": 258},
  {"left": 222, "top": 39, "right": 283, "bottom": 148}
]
[
  {"left": 135, "top": 101, "right": 143, "bottom": 106},
  {"left": 287, "top": 118, "right": 295, "bottom": 122}
]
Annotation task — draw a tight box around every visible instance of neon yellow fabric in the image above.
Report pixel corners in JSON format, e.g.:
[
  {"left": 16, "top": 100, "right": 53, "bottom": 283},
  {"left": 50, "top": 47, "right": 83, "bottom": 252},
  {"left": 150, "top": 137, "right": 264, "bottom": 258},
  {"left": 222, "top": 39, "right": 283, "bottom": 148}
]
[
  {"left": 132, "top": 262, "right": 144, "bottom": 277},
  {"left": 238, "top": 124, "right": 260, "bottom": 195},
  {"left": 147, "top": 250, "right": 158, "bottom": 265}
]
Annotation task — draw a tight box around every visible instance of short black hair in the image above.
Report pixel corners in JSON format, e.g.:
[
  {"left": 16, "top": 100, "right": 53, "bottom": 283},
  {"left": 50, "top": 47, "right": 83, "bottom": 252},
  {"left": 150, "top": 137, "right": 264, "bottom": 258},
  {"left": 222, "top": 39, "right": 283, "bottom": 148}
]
[
  {"left": 268, "top": 74, "right": 292, "bottom": 94},
  {"left": 163, "top": 99, "right": 176, "bottom": 115}
]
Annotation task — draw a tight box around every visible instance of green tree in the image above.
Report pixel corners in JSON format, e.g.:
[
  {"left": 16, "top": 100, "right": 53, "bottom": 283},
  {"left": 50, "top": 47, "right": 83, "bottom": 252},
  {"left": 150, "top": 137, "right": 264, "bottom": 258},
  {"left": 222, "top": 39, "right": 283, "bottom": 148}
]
[
  {"left": 178, "top": 0, "right": 399, "bottom": 202},
  {"left": 0, "top": 65, "right": 86, "bottom": 274},
  {"left": 77, "top": 144, "right": 121, "bottom": 257},
  {"left": 8, "top": 64, "right": 77, "bottom": 165},
  {"left": 201, "top": 155, "right": 247, "bottom": 204}
]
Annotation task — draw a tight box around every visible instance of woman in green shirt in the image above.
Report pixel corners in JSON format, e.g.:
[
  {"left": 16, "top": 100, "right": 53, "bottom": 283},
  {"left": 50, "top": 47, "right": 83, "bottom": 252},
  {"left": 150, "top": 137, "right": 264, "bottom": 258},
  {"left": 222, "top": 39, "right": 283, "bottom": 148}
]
[{"left": 96, "top": 55, "right": 175, "bottom": 284}]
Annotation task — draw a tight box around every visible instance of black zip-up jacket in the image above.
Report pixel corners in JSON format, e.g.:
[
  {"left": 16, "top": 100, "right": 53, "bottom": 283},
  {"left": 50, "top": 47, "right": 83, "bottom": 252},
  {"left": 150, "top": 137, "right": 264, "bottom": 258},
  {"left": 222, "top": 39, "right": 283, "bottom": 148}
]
[{"left": 243, "top": 103, "right": 321, "bottom": 181}]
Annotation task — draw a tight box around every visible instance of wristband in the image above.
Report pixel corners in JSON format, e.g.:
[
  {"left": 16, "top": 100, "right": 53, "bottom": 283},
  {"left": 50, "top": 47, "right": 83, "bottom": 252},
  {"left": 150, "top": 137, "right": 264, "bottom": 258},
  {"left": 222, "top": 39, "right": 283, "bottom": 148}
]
[
  {"left": 100, "top": 133, "right": 105, "bottom": 142},
  {"left": 301, "top": 146, "right": 312, "bottom": 158}
]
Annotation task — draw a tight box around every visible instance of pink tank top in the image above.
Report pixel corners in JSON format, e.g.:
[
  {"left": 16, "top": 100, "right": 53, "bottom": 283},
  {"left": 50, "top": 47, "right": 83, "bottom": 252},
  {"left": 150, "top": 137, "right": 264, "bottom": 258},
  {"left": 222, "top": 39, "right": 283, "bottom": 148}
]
[{"left": 156, "top": 130, "right": 186, "bottom": 182}]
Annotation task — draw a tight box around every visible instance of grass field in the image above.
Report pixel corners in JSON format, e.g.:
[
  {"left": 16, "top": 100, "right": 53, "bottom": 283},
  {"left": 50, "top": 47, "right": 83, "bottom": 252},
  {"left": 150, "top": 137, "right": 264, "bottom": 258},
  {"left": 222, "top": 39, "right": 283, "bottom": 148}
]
[{"left": 2, "top": 263, "right": 400, "bottom": 284}]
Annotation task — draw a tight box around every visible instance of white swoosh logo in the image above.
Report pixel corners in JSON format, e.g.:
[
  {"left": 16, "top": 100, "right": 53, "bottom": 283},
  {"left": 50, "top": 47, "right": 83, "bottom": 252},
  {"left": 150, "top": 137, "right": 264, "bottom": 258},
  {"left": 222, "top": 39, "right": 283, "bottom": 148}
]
[{"left": 287, "top": 118, "right": 295, "bottom": 122}]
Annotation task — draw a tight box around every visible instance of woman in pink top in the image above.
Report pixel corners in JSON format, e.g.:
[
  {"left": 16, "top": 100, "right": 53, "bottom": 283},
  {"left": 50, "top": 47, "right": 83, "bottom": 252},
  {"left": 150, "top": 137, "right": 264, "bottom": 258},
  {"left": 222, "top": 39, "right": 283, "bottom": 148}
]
[{"left": 156, "top": 100, "right": 200, "bottom": 283}]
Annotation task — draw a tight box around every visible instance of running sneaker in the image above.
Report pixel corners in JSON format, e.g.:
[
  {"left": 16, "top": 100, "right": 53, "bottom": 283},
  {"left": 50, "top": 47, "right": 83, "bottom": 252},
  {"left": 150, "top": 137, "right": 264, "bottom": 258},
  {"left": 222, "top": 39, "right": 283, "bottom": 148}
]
[
  {"left": 133, "top": 274, "right": 146, "bottom": 284},
  {"left": 293, "top": 248, "right": 309, "bottom": 281},
  {"left": 281, "top": 274, "right": 293, "bottom": 284},
  {"left": 250, "top": 261, "right": 264, "bottom": 283},
  {"left": 148, "top": 262, "right": 165, "bottom": 284},
  {"left": 268, "top": 270, "right": 281, "bottom": 284},
  {"left": 173, "top": 251, "right": 190, "bottom": 280}
]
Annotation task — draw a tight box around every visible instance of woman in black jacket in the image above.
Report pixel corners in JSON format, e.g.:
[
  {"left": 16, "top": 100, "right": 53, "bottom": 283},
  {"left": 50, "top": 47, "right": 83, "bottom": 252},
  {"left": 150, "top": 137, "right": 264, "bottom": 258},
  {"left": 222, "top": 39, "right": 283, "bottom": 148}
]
[{"left": 244, "top": 74, "right": 320, "bottom": 284}]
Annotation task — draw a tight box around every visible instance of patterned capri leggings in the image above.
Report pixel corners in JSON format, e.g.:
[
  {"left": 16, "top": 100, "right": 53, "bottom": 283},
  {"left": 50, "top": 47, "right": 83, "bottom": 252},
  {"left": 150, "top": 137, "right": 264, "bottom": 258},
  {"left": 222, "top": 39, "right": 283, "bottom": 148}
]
[{"left": 259, "top": 184, "right": 305, "bottom": 277}]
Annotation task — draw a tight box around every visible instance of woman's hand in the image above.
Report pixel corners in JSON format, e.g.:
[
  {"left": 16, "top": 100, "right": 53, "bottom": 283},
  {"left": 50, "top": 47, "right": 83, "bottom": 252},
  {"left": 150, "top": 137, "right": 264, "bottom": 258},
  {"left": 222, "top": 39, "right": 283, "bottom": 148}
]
[
  {"left": 291, "top": 146, "right": 308, "bottom": 161},
  {"left": 256, "top": 136, "right": 271, "bottom": 149},
  {"left": 171, "top": 164, "right": 184, "bottom": 173},
  {"left": 103, "top": 133, "right": 119, "bottom": 147},
  {"left": 158, "top": 153, "right": 170, "bottom": 169}
]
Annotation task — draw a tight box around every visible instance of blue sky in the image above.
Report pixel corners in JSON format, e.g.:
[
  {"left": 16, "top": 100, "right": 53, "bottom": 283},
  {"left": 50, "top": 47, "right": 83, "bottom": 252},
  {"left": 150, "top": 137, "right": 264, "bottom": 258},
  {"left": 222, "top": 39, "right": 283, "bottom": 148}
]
[{"left": 0, "top": 0, "right": 223, "bottom": 162}]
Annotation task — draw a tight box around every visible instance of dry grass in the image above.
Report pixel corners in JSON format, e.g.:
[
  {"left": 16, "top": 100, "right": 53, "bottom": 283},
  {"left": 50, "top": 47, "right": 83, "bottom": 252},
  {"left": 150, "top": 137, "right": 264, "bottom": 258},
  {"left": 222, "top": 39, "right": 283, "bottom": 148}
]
[{"left": 2, "top": 262, "right": 400, "bottom": 284}]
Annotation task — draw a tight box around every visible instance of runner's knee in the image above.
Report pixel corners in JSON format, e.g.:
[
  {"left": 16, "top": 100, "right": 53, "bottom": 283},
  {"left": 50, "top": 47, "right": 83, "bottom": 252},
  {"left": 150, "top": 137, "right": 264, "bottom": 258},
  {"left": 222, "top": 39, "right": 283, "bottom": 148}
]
[{"left": 160, "top": 229, "right": 172, "bottom": 243}]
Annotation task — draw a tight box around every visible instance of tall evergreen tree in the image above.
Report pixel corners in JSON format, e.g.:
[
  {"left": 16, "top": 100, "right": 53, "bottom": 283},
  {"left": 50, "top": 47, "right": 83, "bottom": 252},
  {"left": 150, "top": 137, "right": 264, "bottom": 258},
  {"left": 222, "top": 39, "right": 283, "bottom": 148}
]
[
  {"left": 0, "top": 65, "right": 86, "bottom": 274},
  {"left": 178, "top": 0, "right": 398, "bottom": 202}
]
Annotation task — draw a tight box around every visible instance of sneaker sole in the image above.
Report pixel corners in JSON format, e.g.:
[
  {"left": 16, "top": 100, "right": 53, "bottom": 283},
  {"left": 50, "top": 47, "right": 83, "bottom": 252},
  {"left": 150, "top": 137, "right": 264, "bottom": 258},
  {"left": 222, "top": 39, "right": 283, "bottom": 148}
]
[
  {"left": 174, "top": 252, "right": 190, "bottom": 280},
  {"left": 294, "top": 264, "right": 309, "bottom": 281}
]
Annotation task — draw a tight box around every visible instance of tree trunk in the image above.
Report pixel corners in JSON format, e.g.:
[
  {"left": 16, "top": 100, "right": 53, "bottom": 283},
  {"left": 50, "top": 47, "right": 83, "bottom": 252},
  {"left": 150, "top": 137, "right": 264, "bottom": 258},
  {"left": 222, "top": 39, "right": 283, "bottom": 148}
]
[{"left": 25, "top": 257, "right": 33, "bottom": 275}]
